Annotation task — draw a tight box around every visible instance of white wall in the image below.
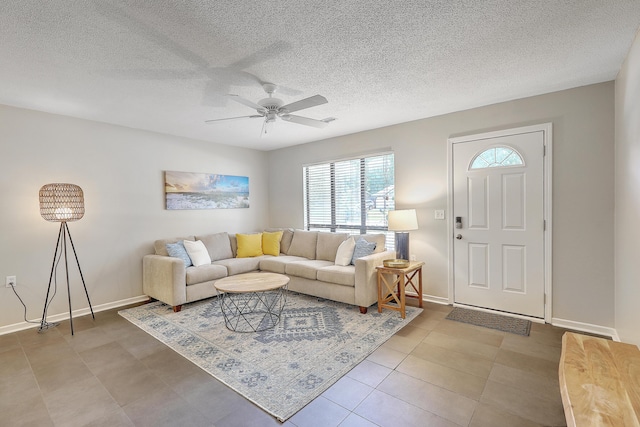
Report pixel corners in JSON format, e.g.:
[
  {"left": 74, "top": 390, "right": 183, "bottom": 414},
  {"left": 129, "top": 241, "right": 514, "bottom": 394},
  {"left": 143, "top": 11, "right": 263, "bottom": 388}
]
[
  {"left": 269, "top": 83, "right": 615, "bottom": 329},
  {"left": 0, "top": 105, "right": 269, "bottom": 330},
  {"left": 615, "top": 30, "right": 640, "bottom": 346}
]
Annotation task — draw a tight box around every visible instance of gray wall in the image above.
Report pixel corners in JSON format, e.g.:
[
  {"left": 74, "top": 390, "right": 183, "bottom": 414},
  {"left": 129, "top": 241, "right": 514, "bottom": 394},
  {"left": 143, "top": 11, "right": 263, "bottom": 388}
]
[
  {"left": 269, "top": 82, "right": 615, "bottom": 329},
  {"left": 0, "top": 105, "right": 269, "bottom": 330},
  {"left": 615, "top": 30, "right": 640, "bottom": 346}
]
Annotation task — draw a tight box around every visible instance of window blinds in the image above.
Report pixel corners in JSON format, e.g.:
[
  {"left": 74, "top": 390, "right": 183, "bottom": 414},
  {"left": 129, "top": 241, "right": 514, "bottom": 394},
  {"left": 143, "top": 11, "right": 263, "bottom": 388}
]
[{"left": 304, "top": 152, "right": 395, "bottom": 248}]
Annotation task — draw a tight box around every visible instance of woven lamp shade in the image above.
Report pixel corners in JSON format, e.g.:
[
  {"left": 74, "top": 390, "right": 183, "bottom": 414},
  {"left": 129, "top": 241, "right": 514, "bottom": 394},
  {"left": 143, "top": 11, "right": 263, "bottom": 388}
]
[{"left": 39, "top": 183, "right": 85, "bottom": 222}]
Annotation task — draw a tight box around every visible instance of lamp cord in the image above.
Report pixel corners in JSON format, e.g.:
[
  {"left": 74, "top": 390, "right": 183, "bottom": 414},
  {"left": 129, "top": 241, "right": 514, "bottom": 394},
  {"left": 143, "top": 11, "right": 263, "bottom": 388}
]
[
  {"left": 10, "top": 245, "right": 61, "bottom": 328},
  {"left": 9, "top": 284, "right": 40, "bottom": 324}
]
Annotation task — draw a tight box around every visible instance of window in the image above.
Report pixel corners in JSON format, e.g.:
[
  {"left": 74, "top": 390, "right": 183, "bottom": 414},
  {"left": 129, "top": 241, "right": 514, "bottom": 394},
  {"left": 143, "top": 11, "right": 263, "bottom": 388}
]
[
  {"left": 304, "top": 153, "right": 395, "bottom": 248},
  {"left": 470, "top": 146, "right": 524, "bottom": 170}
]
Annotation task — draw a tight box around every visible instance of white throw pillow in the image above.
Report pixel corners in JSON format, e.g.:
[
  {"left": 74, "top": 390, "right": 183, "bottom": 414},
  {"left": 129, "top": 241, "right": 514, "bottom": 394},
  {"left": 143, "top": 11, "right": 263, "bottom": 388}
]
[
  {"left": 183, "top": 240, "right": 212, "bottom": 267},
  {"left": 335, "top": 237, "right": 356, "bottom": 266}
]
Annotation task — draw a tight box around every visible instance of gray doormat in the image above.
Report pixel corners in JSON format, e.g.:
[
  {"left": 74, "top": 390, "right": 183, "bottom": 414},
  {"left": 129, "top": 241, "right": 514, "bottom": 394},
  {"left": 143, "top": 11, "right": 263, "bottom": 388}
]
[{"left": 446, "top": 307, "right": 531, "bottom": 336}]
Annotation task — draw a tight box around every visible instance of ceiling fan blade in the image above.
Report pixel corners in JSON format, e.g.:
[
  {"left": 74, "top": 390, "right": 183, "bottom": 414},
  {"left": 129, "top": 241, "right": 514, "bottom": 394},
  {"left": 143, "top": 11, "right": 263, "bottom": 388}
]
[
  {"left": 228, "top": 94, "right": 266, "bottom": 112},
  {"left": 280, "top": 95, "right": 328, "bottom": 114},
  {"left": 205, "top": 115, "right": 263, "bottom": 124},
  {"left": 281, "top": 114, "right": 329, "bottom": 129}
]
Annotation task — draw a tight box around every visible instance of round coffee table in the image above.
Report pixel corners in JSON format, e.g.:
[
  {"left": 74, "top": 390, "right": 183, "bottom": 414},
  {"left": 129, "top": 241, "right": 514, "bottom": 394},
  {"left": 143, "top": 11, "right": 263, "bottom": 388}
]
[{"left": 214, "top": 272, "right": 289, "bottom": 332}]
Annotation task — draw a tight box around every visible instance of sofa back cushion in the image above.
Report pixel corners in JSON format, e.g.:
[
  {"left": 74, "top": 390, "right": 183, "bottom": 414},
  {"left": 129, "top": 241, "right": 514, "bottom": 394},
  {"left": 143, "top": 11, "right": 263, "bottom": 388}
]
[
  {"left": 281, "top": 229, "right": 294, "bottom": 254},
  {"left": 197, "top": 232, "right": 233, "bottom": 261},
  {"left": 316, "top": 232, "right": 349, "bottom": 262},
  {"left": 288, "top": 230, "right": 318, "bottom": 259},
  {"left": 154, "top": 236, "right": 195, "bottom": 256}
]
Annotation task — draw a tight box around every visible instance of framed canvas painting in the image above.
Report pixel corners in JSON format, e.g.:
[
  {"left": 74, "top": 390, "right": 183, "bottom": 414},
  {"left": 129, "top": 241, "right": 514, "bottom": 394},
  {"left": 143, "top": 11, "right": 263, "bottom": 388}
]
[{"left": 165, "top": 171, "right": 249, "bottom": 210}]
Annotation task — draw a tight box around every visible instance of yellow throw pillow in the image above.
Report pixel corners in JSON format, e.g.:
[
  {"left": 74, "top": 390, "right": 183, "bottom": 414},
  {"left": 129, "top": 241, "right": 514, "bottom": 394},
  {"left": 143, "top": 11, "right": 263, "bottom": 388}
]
[
  {"left": 236, "top": 233, "right": 263, "bottom": 258},
  {"left": 262, "top": 231, "right": 283, "bottom": 256}
]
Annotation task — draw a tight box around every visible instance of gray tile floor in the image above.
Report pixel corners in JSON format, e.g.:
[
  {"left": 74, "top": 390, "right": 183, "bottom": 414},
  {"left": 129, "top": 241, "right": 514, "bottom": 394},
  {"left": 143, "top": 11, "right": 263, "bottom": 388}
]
[{"left": 0, "top": 300, "right": 570, "bottom": 427}]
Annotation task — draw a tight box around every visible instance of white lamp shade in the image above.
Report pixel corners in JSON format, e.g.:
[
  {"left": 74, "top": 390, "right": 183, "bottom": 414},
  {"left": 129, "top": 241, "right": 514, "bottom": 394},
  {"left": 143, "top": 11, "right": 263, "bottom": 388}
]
[{"left": 388, "top": 209, "right": 418, "bottom": 231}]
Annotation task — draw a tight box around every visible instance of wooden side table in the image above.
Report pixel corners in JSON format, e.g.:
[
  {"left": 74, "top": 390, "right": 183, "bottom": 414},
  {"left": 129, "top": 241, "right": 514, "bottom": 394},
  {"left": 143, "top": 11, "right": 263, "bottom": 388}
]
[{"left": 376, "top": 261, "right": 424, "bottom": 318}]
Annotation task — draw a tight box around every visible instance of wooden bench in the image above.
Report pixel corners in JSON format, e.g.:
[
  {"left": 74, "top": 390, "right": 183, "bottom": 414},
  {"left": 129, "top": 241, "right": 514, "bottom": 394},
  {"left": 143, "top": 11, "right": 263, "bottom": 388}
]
[{"left": 559, "top": 332, "right": 640, "bottom": 426}]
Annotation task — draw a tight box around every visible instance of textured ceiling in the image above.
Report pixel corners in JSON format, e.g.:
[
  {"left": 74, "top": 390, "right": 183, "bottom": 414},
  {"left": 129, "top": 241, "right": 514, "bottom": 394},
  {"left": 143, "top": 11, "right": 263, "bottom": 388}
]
[{"left": 1, "top": 1, "right": 639, "bottom": 151}]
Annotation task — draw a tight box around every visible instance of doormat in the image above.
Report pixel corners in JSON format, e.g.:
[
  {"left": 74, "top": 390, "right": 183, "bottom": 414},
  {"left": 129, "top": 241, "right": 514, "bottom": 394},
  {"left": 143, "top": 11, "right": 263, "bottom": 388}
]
[
  {"left": 119, "top": 292, "right": 421, "bottom": 421},
  {"left": 446, "top": 307, "right": 531, "bottom": 336}
]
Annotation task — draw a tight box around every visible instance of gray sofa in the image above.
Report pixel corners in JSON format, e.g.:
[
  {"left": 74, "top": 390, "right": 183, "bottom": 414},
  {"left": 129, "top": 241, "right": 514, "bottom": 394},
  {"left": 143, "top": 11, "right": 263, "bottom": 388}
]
[{"left": 142, "top": 229, "right": 395, "bottom": 313}]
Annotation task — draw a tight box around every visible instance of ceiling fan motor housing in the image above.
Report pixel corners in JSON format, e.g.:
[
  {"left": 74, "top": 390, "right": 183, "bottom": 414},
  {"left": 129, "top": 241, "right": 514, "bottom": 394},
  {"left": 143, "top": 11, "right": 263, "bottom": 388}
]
[{"left": 258, "top": 97, "right": 284, "bottom": 112}]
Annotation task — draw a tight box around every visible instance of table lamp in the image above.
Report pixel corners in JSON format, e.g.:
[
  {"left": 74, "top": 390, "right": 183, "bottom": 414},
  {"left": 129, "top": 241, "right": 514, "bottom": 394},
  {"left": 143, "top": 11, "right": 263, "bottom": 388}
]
[{"left": 388, "top": 209, "right": 418, "bottom": 261}]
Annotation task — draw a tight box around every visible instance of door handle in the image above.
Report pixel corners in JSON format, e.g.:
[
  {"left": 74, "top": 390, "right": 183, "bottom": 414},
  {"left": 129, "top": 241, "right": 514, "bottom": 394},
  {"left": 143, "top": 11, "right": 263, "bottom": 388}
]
[{"left": 456, "top": 234, "right": 462, "bottom": 240}]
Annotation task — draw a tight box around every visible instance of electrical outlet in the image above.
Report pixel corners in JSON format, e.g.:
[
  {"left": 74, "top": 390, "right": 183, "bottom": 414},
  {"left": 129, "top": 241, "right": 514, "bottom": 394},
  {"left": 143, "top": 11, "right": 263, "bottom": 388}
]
[
  {"left": 410, "top": 254, "right": 417, "bottom": 261},
  {"left": 6, "top": 276, "right": 16, "bottom": 288}
]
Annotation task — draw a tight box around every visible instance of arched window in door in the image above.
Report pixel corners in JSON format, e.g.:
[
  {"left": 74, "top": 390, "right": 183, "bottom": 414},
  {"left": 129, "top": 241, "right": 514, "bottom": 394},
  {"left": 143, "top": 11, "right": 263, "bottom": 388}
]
[{"left": 469, "top": 146, "right": 524, "bottom": 170}]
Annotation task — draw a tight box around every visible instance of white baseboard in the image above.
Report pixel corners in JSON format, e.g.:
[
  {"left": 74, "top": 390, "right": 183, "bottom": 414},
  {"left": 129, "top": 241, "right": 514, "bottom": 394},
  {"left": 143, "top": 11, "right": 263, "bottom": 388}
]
[
  {"left": 422, "top": 294, "right": 450, "bottom": 305},
  {"left": 403, "top": 291, "right": 450, "bottom": 306},
  {"left": 0, "top": 295, "right": 149, "bottom": 336},
  {"left": 551, "top": 317, "right": 619, "bottom": 341}
]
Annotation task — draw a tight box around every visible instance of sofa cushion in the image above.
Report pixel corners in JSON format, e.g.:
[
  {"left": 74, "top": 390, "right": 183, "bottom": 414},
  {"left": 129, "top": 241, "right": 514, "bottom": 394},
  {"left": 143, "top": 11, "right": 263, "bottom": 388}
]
[
  {"left": 198, "top": 232, "right": 233, "bottom": 261},
  {"left": 226, "top": 234, "right": 236, "bottom": 257},
  {"left": 183, "top": 240, "right": 212, "bottom": 267},
  {"left": 351, "top": 238, "right": 377, "bottom": 265},
  {"left": 316, "top": 232, "right": 349, "bottom": 261},
  {"left": 288, "top": 230, "right": 318, "bottom": 259},
  {"left": 236, "top": 233, "right": 264, "bottom": 258},
  {"left": 154, "top": 236, "right": 195, "bottom": 256},
  {"left": 317, "top": 265, "right": 356, "bottom": 287},
  {"left": 285, "top": 260, "right": 334, "bottom": 280},
  {"left": 165, "top": 241, "right": 193, "bottom": 267},
  {"left": 213, "top": 256, "right": 266, "bottom": 275},
  {"left": 262, "top": 231, "right": 283, "bottom": 256},
  {"left": 260, "top": 255, "right": 309, "bottom": 274},
  {"left": 335, "top": 237, "right": 356, "bottom": 266},
  {"left": 185, "top": 264, "right": 228, "bottom": 285}
]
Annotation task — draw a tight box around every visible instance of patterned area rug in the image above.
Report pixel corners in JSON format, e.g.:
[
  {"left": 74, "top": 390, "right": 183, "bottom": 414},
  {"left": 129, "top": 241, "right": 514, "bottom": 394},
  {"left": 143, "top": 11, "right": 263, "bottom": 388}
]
[
  {"left": 119, "top": 293, "right": 421, "bottom": 421},
  {"left": 446, "top": 307, "right": 531, "bottom": 336}
]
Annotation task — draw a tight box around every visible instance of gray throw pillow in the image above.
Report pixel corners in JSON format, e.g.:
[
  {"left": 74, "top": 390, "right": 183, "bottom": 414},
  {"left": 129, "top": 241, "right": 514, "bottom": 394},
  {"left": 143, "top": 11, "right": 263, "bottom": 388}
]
[
  {"left": 166, "top": 241, "right": 193, "bottom": 267},
  {"left": 351, "top": 238, "right": 377, "bottom": 265}
]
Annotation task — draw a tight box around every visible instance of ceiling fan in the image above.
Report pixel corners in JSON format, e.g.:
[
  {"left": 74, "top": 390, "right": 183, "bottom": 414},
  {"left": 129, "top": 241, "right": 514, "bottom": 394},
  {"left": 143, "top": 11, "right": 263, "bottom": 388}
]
[{"left": 205, "top": 83, "right": 335, "bottom": 135}]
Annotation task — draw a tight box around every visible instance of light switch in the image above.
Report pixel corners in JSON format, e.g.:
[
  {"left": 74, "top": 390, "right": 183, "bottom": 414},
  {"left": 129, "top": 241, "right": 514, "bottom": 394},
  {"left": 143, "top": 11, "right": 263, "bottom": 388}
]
[{"left": 434, "top": 210, "right": 445, "bottom": 220}]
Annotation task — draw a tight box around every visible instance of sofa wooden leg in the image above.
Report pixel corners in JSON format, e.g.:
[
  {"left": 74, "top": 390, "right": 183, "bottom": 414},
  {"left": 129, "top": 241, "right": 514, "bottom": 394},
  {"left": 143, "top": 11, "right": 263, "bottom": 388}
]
[
  {"left": 173, "top": 305, "right": 182, "bottom": 313},
  {"left": 359, "top": 306, "right": 367, "bottom": 314}
]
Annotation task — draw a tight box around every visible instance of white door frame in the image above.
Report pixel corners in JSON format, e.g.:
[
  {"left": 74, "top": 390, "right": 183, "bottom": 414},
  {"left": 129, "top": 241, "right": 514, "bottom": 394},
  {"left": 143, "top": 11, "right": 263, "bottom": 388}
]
[{"left": 447, "top": 123, "right": 553, "bottom": 323}]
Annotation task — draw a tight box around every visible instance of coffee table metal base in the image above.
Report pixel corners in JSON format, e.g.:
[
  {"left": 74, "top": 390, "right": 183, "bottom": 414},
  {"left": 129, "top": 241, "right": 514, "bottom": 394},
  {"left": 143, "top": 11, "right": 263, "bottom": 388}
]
[{"left": 216, "top": 285, "right": 288, "bottom": 332}]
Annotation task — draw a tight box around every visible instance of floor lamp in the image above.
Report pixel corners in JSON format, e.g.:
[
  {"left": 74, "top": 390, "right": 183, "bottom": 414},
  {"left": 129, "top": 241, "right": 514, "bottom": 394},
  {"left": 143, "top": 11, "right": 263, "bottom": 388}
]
[
  {"left": 39, "top": 183, "right": 94, "bottom": 335},
  {"left": 388, "top": 209, "right": 418, "bottom": 261}
]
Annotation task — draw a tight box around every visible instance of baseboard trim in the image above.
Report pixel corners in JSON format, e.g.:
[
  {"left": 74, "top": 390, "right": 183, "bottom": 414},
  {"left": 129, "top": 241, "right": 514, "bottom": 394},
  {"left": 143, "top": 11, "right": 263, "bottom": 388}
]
[
  {"left": 403, "top": 291, "right": 450, "bottom": 306},
  {"left": 0, "top": 295, "right": 149, "bottom": 336},
  {"left": 551, "top": 317, "right": 618, "bottom": 341},
  {"left": 422, "top": 294, "right": 450, "bottom": 305}
]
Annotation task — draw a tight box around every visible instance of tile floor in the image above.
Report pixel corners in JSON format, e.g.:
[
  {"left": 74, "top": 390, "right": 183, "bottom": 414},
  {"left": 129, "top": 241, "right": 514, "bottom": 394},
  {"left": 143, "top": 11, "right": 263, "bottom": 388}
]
[{"left": 0, "top": 299, "right": 572, "bottom": 427}]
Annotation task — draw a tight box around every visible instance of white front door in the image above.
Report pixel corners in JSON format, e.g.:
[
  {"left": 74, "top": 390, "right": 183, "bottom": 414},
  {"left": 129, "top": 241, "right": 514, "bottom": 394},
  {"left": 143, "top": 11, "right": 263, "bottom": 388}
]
[{"left": 451, "top": 127, "right": 547, "bottom": 318}]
